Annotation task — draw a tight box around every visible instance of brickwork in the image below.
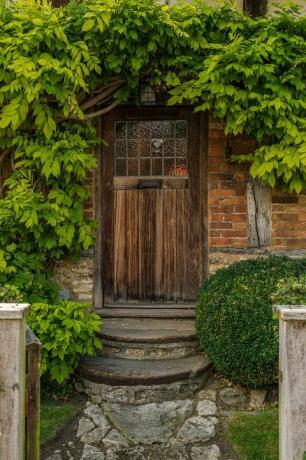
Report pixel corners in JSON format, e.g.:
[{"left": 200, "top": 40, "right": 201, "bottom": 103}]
[{"left": 54, "top": 116, "right": 306, "bottom": 300}]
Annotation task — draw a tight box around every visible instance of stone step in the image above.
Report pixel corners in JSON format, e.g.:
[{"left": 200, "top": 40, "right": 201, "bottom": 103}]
[
  {"left": 79, "top": 354, "right": 210, "bottom": 386},
  {"left": 101, "top": 303, "right": 195, "bottom": 309},
  {"left": 96, "top": 307, "right": 195, "bottom": 319},
  {"left": 97, "top": 318, "right": 199, "bottom": 359},
  {"left": 98, "top": 318, "right": 196, "bottom": 343}
]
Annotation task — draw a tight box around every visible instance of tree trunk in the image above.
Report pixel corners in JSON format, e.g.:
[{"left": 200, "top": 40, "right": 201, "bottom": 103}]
[{"left": 243, "top": 0, "right": 268, "bottom": 17}]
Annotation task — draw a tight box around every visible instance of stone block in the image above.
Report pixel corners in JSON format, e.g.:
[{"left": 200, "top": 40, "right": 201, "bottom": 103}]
[
  {"left": 191, "top": 445, "right": 220, "bottom": 460},
  {"left": 197, "top": 400, "right": 217, "bottom": 416},
  {"left": 177, "top": 416, "right": 215, "bottom": 443}
]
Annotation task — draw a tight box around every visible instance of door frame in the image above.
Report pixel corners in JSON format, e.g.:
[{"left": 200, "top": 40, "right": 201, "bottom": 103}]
[{"left": 93, "top": 105, "right": 209, "bottom": 308}]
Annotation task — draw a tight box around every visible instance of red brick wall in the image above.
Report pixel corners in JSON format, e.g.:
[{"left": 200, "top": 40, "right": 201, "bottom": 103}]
[
  {"left": 208, "top": 122, "right": 252, "bottom": 249},
  {"left": 85, "top": 118, "right": 306, "bottom": 255},
  {"left": 272, "top": 193, "right": 306, "bottom": 250},
  {"left": 208, "top": 120, "right": 306, "bottom": 253}
]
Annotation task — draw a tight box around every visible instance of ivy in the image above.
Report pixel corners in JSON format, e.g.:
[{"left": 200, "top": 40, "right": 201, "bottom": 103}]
[{"left": 0, "top": 0, "right": 305, "bottom": 300}]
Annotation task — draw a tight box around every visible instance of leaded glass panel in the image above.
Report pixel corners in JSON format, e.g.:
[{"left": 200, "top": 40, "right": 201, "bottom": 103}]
[{"left": 115, "top": 120, "right": 188, "bottom": 176}]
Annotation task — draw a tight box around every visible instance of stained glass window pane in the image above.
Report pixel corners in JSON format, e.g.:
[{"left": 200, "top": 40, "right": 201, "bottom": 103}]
[
  {"left": 127, "top": 122, "right": 138, "bottom": 139},
  {"left": 116, "top": 159, "right": 126, "bottom": 176},
  {"left": 151, "top": 139, "right": 164, "bottom": 157},
  {"left": 115, "top": 120, "right": 188, "bottom": 177},
  {"left": 140, "top": 159, "right": 151, "bottom": 175},
  {"left": 139, "top": 121, "right": 151, "bottom": 138},
  {"left": 128, "top": 159, "right": 138, "bottom": 176},
  {"left": 139, "top": 140, "right": 150, "bottom": 158},
  {"left": 127, "top": 140, "right": 138, "bottom": 157},
  {"left": 116, "top": 141, "right": 126, "bottom": 158},
  {"left": 164, "top": 159, "right": 176, "bottom": 176},
  {"left": 163, "top": 139, "right": 175, "bottom": 157},
  {"left": 152, "top": 158, "right": 163, "bottom": 175},
  {"left": 176, "top": 159, "right": 188, "bottom": 176},
  {"left": 116, "top": 122, "right": 126, "bottom": 139},
  {"left": 176, "top": 139, "right": 187, "bottom": 157}
]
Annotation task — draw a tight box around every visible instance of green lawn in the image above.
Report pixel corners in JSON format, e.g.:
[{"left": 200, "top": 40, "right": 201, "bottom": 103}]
[
  {"left": 41, "top": 399, "right": 81, "bottom": 444},
  {"left": 228, "top": 409, "right": 279, "bottom": 460}
]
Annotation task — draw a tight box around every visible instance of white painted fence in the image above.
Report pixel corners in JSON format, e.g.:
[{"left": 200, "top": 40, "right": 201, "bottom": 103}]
[
  {"left": 0, "top": 303, "right": 30, "bottom": 460},
  {"left": 274, "top": 305, "right": 306, "bottom": 460}
]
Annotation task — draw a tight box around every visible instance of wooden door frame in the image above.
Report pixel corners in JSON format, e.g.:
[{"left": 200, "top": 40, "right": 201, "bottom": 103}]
[{"left": 93, "top": 105, "right": 208, "bottom": 308}]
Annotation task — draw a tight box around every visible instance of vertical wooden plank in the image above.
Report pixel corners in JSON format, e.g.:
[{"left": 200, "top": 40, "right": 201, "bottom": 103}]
[
  {"left": 176, "top": 190, "right": 190, "bottom": 301},
  {"left": 188, "top": 113, "right": 201, "bottom": 299},
  {"left": 163, "top": 190, "right": 177, "bottom": 301},
  {"left": 199, "top": 112, "right": 209, "bottom": 282},
  {"left": 154, "top": 189, "right": 164, "bottom": 301},
  {"left": 26, "top": 336, "right": 41, "bottom": 460},
  {"left": 126, "top": 190, "right": 139, "bottom": 300},
  {"left": 139, "top": 191, "right": 157, "bottom": 300},
  {"left": 93, "top": 117, "right": 103, "bottom": 309},
  {"left": 101, "top": 109, "right": 117, "bottom": 305},
  {"left": 274, "top": 306, "right": 306, "bottom": 460},
  {"left": 0, "top": 304, "right": 30, "bottom": 460},
  {"left": 114, "top": 190, "right": 127, "bottom": 301},
  {"left": 247, "top": 180, "right": 271, "bottom": 248}
]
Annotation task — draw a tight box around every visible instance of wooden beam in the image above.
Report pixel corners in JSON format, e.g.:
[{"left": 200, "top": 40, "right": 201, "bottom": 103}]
[{"left": 247, "top": 180, "right": 271, "bottom": 248}]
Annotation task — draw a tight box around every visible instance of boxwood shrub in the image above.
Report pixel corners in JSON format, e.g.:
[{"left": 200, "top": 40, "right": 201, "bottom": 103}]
[{"left": 196, "top": 256, "right": 306, "bottom": 388}]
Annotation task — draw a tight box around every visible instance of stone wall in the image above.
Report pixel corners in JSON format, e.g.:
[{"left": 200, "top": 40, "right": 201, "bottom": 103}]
[{"left": 54, "top": 253, "right": 94, "bottom": 301}]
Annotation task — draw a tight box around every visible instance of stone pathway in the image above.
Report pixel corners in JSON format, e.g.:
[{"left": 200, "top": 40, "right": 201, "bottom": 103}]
[
  {"left": 44, "top": 376, "right": 270, "bottom": 460},
  {"left": 44, "top": 311, "right": 272, "bottom": 460}
]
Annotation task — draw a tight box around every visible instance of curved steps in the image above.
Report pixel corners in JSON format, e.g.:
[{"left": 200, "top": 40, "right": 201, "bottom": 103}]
[
  {"left": 79, "top": 304, "right": 210, "bottom": 391},
  {"left": 79, "top": 354, "right": 210, "bottom": 386},
  {"left": 97, "top": 318, "right": 199, "bottom": 360}
]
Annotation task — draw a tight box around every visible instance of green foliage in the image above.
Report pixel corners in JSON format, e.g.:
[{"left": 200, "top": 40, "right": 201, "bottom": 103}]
[
  {"left": 27, "top": 301, "right": 102, "bottom": 384},
  {"left": 196, "top": 257, "right": 306, "bottom": 388},
  {"left": 0, "top": 0, "right": 305, "bottom": 298},
  {"left": 272, "top": 274, "right": 306, "bottom": 305},
  {"left": 0, "top": 283, "right": 23, "bottom": 302}
]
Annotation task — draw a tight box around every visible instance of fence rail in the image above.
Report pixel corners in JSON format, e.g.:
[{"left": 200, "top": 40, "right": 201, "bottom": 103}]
[{"left": 26, "top": 326, "right": 41, "bottom": 460}]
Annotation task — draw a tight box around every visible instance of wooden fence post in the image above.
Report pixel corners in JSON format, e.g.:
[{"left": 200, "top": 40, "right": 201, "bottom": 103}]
[
  {"left": 274, "top": 305, "right": 306, "bottom": 460},
  {"left": 26, "top": 327, "right": 41, "bottom": 460},
  {"left": 0, "top": 303, "right": 30, "bottom": 460}
]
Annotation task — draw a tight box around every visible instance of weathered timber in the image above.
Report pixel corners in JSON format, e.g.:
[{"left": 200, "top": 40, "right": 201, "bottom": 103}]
[
  {"left": 99, "top": 106, "right": 208, "bottom": 304},
  {"left": 274, "top": 305, "right": 306, "bottom": 460},
  {"left": 247, "top": 180, "right": 271, "bottom": 247},
  {"left": 26, "top": 327, "right": 41, "bottom": 460},
  {"left": 0, "top": 303, "right": 30, "bottom": 460}
]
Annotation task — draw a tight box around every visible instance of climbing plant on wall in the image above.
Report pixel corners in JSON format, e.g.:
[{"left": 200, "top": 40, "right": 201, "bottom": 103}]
[{"left": 0, "top": 0, "right": 305, "bottom": 300}]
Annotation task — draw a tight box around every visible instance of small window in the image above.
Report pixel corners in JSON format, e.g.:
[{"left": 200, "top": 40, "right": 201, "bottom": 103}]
[{"left": 115, "top": 120, "right": 188, "bottom": 177}]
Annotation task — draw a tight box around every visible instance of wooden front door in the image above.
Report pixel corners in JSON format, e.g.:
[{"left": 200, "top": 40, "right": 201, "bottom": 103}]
[{"left": 99, "top": 106, "right": 207, "bottom": 305}]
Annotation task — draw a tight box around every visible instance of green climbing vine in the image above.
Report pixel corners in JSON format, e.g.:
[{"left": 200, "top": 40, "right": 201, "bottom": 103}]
[{"left": 0, "top": 0, "right": 305, "bottom": 300}]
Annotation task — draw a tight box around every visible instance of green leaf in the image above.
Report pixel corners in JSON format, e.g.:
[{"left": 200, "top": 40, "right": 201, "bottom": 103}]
[{"left": 82, "top": 20, "right": 95, "bottom": 32}]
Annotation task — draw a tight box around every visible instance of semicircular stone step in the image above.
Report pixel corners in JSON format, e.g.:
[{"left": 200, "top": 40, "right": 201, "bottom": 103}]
[
  {"left": 96, "top": 306, "right": 195, "bottom": 320},
  {"left": 79, "top": 354, "right": 210, "bottom": 386},
  {"left": 97, "top": 318, "right": 200, "bottom": 360}
]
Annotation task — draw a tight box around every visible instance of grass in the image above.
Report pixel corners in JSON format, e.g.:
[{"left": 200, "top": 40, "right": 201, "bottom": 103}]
[
  {"left": 41, "top": 398, "right": 81, "bottom": 444},
  {"left": 228, "top": 409, "right": 279, "bottom": 460}
]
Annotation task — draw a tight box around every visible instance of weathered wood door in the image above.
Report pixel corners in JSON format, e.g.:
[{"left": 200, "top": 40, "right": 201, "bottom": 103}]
[{"left": 99, "top": 106, "right": 207, "bottom": 305}]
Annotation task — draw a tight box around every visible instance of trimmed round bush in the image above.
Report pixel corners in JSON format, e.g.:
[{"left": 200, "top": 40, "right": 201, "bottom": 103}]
[{"left": 196, "top": 256, "right": 306, "bottom": 388}]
